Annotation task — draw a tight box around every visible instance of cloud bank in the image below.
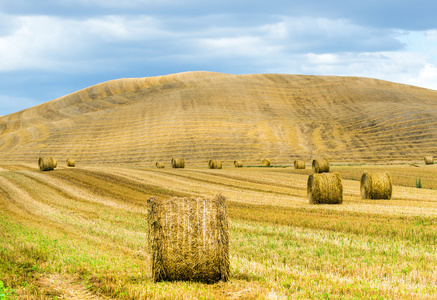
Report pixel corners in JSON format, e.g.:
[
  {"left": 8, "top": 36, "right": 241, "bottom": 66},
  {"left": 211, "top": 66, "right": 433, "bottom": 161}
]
[{"left": 0, "top": 0, "right": 436, "bottom": 115}]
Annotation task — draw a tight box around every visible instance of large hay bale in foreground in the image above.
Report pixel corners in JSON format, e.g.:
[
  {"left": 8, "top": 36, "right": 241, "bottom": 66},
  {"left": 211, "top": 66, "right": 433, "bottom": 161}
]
[
  {"left": 38, "top": 157, "right": 56, "bottom": 171},
  {"left": 66, "top": 158, "right": 75, "bottom": 167},
  {"left": 234, "top": 160, "right": 243, "bottom": 168},
  {"left": 424, "top": 156, "right": 434, "bottom": 165},
  {"left": 208, "top": 160, "right": 222, "bottom": 169},
  {"left": 312, "top": 158, "right": 330, "bottom": 173},
  {"left": 307, "top": 172, "right": 343, "bottom": 204},
  {"left": 261, "top": 159, "right": 270, "bottom": 167},
  {"left": 171, "top": 158, "right": 185, "bottom": 168},
  {"left": 294, "top": 160, "right": 306, "bottom": 169},
  {"left": 147, "top": 195, "right": 229, "bottom": 283},
  {"left": 360, "top": 172, "right": 392, "bottom": 200},
  {"left": 156, "top": 162, "right": 165, "bottom": 169}
]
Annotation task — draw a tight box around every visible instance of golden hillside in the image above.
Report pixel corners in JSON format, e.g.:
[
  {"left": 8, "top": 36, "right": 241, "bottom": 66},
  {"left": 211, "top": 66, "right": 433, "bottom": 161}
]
[{"left": 0, "top": 71, "right": 436, "bottom": 165}]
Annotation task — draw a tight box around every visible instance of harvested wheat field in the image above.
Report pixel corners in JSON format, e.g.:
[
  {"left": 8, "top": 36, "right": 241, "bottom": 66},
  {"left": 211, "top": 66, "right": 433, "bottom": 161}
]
[
  {"left": 0, "top": 163, "right": 437, "bottom": 299},
  {"left": 0, "top": 72, "right": 437, "bottom": 299}
]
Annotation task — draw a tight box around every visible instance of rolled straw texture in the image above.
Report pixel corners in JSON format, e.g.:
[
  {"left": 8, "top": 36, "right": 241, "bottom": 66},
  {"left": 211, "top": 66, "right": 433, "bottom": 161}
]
[
  {"left": 209, "top": 160, "right": 223, "bottom": 169},
  {"left": 66, "top": 158, "right": 75, "bottom": 167},
  {"left": 171, "top": 158, "right": 185, "bottom": 168},
  {"left": 234, "top": 160, "right": 243, "bottom": 168},
  {"left": 261, "top": 159, "right": 270, "bottom": 167},
  {"left": 147, "top": 195, "right": 229, "bottom": 283},
  {"left": 38, "top": 157, "right": 56, "bottom": 171},
  {"left": 294, "top": 160, "right": 306, "bottom": 169},
  {"left": 360, "top": 172, "right": 392, "bottom": 200},
  {"left": 156, "top": 162, "right": 165, "bottom": 169},
  {"left": 307, "top": 172, "right": 343, "bottom": 204},
  {"left": 312, "top": 158, "right": 330, "bottom": 173},
  {"left": 424, "top": 156, "right": 434, "bottom": 165}
]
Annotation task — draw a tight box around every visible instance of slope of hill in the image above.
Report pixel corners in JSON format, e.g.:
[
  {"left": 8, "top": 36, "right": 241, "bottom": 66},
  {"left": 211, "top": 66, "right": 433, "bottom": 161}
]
[{"left": 0, "top": 71, "right": 436, "bottom": 165}]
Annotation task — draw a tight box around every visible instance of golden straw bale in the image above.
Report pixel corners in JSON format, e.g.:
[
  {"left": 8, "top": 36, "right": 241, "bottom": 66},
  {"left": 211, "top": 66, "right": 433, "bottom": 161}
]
[
  {"left": 360, "top": 172, "right": 392, "bottom": 200},
  {"left": 261, "top": 159, "right": 270, "bottom": 167},
  {"left": 307, "top": 172, "right": 343, "bottom": 204},
  {"left": 424, "top": 156, "right": 434, "bottom": 165},
  {"left": 66, "top": 158, "right": 75, "bottom": 167},
  {"left": 147, "top": 195, "right": 229, "bottom": 283},
  {"left": 38, "top": 157, "right": 56, "bottom": 171},
  {"left": 312, "top": 158, "right": 330, "bottom": 173},
  {"left": 234, "top": 160, "right": 243, "bottom": 168},
  {"left": 294, "top": 160, "right": 306, "bottom": 169},
  {"left": 171, "top": 158, "right": 185, "bottom": 168},
  {"left": 156, "top": 162, "right": 165, "bottom": 169},
  {"left": 208, "top": 159, "right": 215, "bottom": 169},
  {"left": 209, "top": 160, "right": 223, "bottom": 169}
]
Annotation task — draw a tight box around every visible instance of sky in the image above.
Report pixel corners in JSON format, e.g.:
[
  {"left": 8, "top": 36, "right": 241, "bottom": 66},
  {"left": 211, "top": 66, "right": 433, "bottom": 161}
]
[{"left": 1, "top": 0, "right": 437, "bottom": 115}]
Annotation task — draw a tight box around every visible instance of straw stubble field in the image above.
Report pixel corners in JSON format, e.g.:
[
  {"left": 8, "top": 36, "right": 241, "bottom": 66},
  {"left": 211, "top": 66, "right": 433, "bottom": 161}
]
[{"left": 0, "top": 163, "right": 437, "bottom": 299}]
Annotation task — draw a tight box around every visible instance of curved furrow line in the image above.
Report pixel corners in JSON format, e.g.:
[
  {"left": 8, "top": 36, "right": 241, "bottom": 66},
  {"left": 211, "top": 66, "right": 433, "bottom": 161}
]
[
  {"left": 0, "top": 170, "right": 150, "bottom": 256},
  {"left": 0, "top": 172, "right": 66, "bottom": 221},
  {"left": 85, "top": 166, "right": 307, "bottom": 207},
  {"left": 100, "top": 166, "right": 308, "bottom": 199},
  {"left": 53, "top": 168, "right": 188, "bottom": 201},
  {"left": 17, "top": 169, "right": 147, "bottom": 213},
  {"left": 186, "top": 169, "right": 309, "bottom": 190},
  {"left": 125, "top": 167, "right": 437, "bottom": 212}
]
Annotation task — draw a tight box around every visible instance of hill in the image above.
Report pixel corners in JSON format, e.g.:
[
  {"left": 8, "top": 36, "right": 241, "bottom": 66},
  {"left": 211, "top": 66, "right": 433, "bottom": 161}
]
[{"left": 0, "top": 71, "right": 436, "bottom": 165}]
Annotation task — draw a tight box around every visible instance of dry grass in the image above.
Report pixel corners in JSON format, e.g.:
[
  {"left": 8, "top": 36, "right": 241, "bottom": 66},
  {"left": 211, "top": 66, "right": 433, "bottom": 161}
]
[
  {"left": 66, "top": 158, "right": 76, "bottom": 167},
  {"left": 360, "top": 172, "right": 392, "bottom": 199},
  {"left": 293, "top": 160, "right": 305, "bottom": 169},
  {"left": 209, "top": 159, "right": 223, "bottom": 169},
  {"left": 424, "top": 156, "right": 434, "bottom": 165},
  {"left": 312, "top": 158, "right": 330, "bottom": 173},
  {"left": 0, "top": 164, "right": 437, "bottom": 299},
  {"left": 38, "top": 157, "right": 56, "bottom": 171},
  {"left": 234, "top": 160, "right": 243, "bottom": 168},
  {"left": 171, "top": 158, "right": 185, "bottom": 168},
  {"left": 147, "top": 195, "right": 229, "bottom": 283},
  {"left": 307, "top": 172, "right": 343, "bottom": 204}
]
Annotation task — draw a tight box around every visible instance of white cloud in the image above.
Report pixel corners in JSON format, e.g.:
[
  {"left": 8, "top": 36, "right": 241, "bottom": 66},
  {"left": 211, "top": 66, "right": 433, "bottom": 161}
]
[
  {"left": 298, "top": 52, "right": 437, "bottom": 91},
  {"left": 409, "top": 63, "right": 437, "bottom": 90},
  {"left": 0, "top": 15, "right": 170, "bottom": 72},
  {"left": 425, "top": 30, "right": 437, "bottom": 40},
  {"left": 1, "top": 6, "right": 437, "bottom": 117},
  {"left": 198, "top": 36, "right": 282, "bottom": 58}
]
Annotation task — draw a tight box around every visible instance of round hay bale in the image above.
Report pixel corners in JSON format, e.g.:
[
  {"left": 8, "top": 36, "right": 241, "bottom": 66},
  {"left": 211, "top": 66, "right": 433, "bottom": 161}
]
[
  {"left": 294, "top": 160, "right": 306, "bottom": 169},
  {"left": 171, "top": 158, "right": 185, "bottom": 168},
  {"left": 147, "top": 194, "right": 229, "bottom": 283},
  {"left": 38, "top": 157, "right": 56, "bottom": 171},
  {"left": 307, "top": 172, "right": 343, "bottom": 204},
  {"left": 261, "top": 159, "right": 270, "bottom": 167},
  {"left": 66, "top": 158, "right": 75, "bottom": 167},
  {"left": 208, "top": 160, "right": 222, "bottom": 169},
  {"left": 156, "top": 162, "right": 165, "bottom": 169},
  {"left": 234, "top": 160, "right": 243, "bottom": 168},
  {"left": 312, "top": 158, "right": 330, "bottom": 173},
  {"left": 360, "top": 172, "right": 392, "bottom": 200},
  {"left": 424, "top": 156, "right": 434, "bottom": 165}
]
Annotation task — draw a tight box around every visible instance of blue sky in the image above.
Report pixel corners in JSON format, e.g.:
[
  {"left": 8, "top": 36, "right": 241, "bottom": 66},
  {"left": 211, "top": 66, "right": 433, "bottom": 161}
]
[{"left": 1, "top": 0, "right": 437, "bottom": 115}]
